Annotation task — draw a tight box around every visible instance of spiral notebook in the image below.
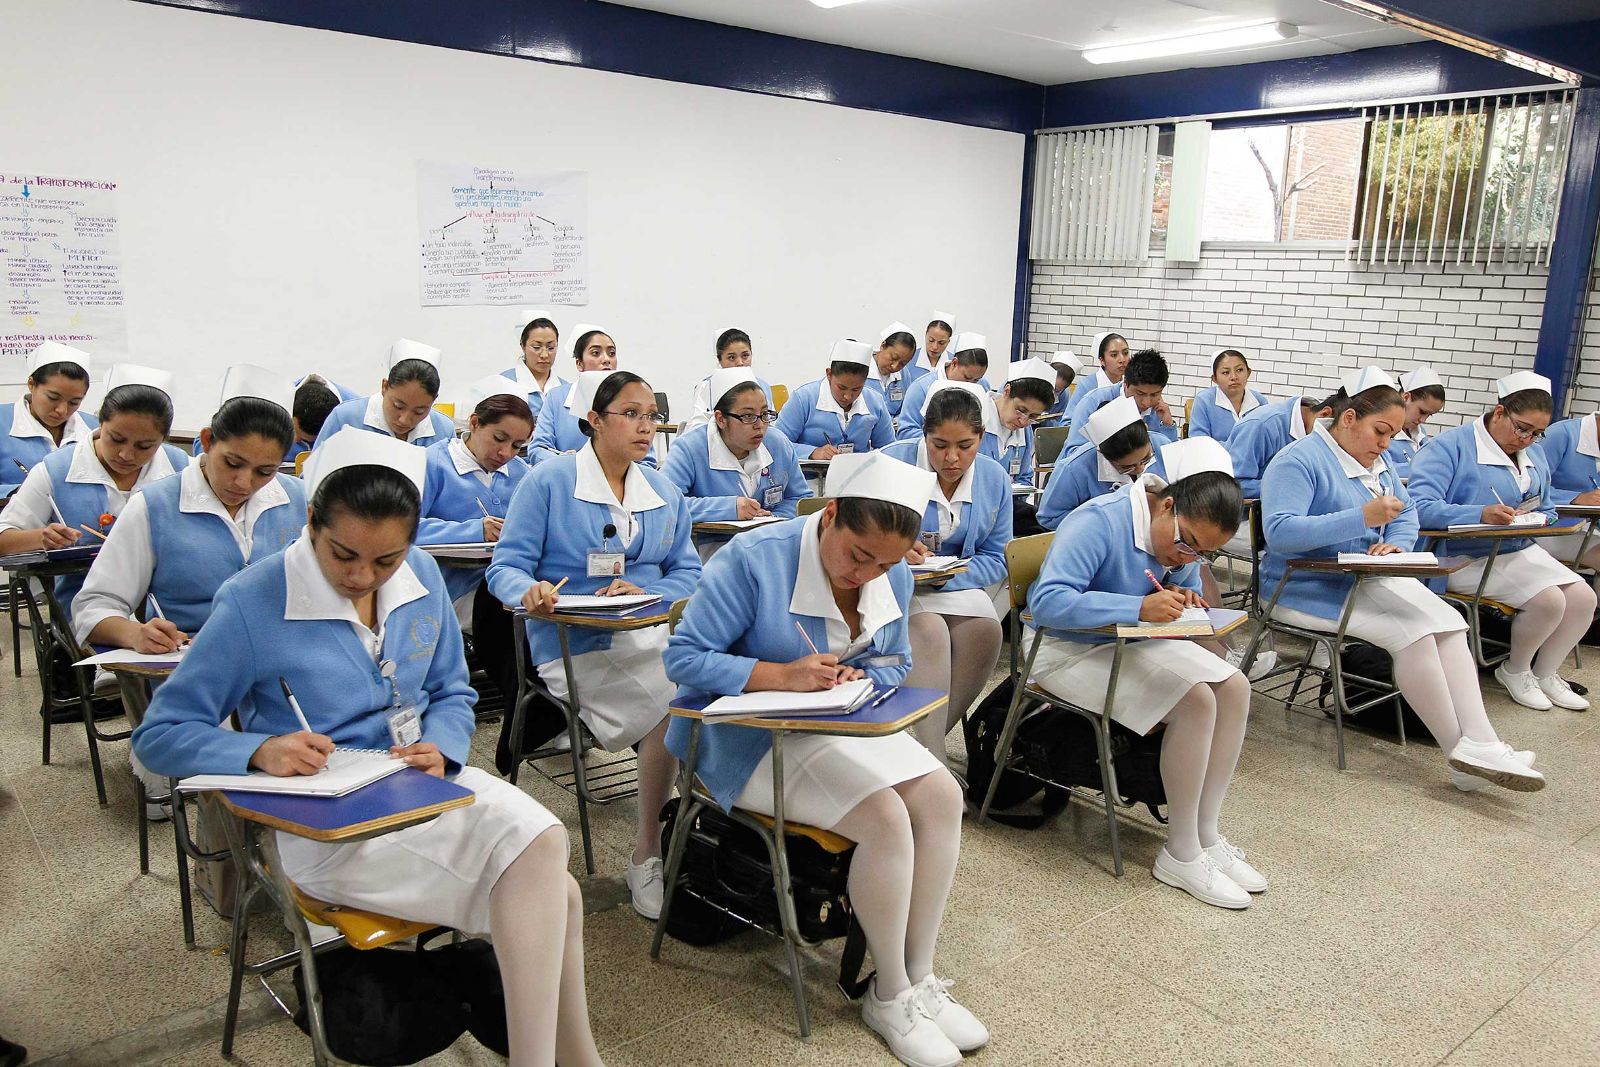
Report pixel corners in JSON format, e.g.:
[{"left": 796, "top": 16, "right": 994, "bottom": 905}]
[{"left": 176, "top": 748, "right": 405, "bottom": 797}]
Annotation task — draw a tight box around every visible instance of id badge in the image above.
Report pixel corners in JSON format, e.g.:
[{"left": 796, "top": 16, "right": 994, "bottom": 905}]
[
  {"left": 763, "top": 485, "right": 785, "bottom": 509},
  {"left": 1009, "top": 454, "right": 1023, "bottom": 477},
  {"left": 919, "top": 531, "right": 943, "bottom": 553},
  {"left": 386, "top": 704, "right": 422, "bottom": 747},
  {"left": 889, "top": 382, "right": 904, "bottom": 402},
  {"left": 588, "top": 550, "right": 626, "bottom": 578},
  {"left": 836, "top": 442, "right": 856, "bottom": 455}
]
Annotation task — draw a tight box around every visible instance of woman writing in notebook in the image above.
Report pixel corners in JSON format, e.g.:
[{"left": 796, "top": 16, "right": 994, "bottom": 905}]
[
  {"left": 863, "top": 323, "right": 919, "bottom": 421},
  {"left": 131, "top": 430, "right": 606, "bottom": 1067},
  {"left": 1409, "top": 371, "right": 1594, "bottom": 713},
  {"left": 665, "top": 451, "right": 985, "bottom": 1067},
  {"left": 488, "top": 370, "right": 700, "bottom": 921},
  {"left": 1259, "top": 367, "right": 1544, "bottom": 793},
  {"left": 882, "top": 385, "right": 1009, "bottom": 766},
  {"left": 774, "top": 340, "right": 895, "bottom": 460},
  {"left": 0, "top": 341, "right": 96, "bottom": 498},
  {"left": 313, "top": 339, "right": 456, "bottom": 450},
  {"left": 1036, "top": 397, "right": 1158, "bottom": 531}
]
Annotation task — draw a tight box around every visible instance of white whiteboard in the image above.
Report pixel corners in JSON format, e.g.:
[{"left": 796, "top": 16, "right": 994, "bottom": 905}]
[{"left": 1, "top": 0, "right": 1024, "bottom": 429}]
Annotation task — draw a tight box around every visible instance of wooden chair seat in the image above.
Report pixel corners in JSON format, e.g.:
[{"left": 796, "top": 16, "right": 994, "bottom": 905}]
[
  {"left": 1442, "top": 592, "right": 1518, "bottom": 617},
  {"left": 289, "top": 884, "right": 437, "bottom": 950},
  {"left": 745, "top": 812, "right": 855, "bottom": 854}
]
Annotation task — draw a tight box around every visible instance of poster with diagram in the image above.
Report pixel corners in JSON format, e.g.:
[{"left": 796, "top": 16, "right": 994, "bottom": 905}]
[
  {"left": 0, "top": 171, "right": 127, "bottom": 368},
  {"left": 417, "top": 162, "right": 588, "bottom": 307}
]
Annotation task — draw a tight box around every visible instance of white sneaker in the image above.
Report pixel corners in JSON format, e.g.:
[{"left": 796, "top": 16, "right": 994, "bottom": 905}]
[
  {"left": 1308, "top": 644, "right": 1332, "bottom": 671},
  {"left": 1152, "top": 846, "right": 1251, "bottom": 909},
  {"left": 1495, "top": 665, "right": 1554, "bottom": 710},
  {"left": 1226, "top": 646, "right": 1278, "bottom": 682},
  {"left": 912, "top": 975, "right": 989, "bottom": 1053},
  {"left": 625, "top": 856, "right": 665, "bottom": 920},
  {"left": 1448, "top": 738, "right": 1546, "bottom": 792},
  {"left": 1202, "top": 837, "right": 1268, "bottom": 894},
  {"left": 861, "top": 979, "right": 961, "bottom": 1067},
  {"left": 1448, "top": 748, "right": 1535, "bottom": 792},
  {"left": 1537, "top": 673, "right": 1590, "bottom": 711}
]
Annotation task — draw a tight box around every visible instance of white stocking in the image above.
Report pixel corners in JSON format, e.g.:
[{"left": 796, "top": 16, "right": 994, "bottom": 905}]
[
  {"left": 631, "top": 718, "right": 676, "bottom": 864},
  {"left": 1196, "top": 673, "right": 1249, "bottom": 848},
  {"left": 943, "top": 614, "right": 1003, "bottom": 732},
  {"left": 1531, "top": 582, "right": 1596, "bottom": 678},
  {"left": 832, "top": 789, "right": 915, "bottom": 997},
  {"left": 1158, "top": 684, "right": 1217, "bottom": 863},
  {"left": 1507, "top": 587, "right": 1565, "bottom": 674},
  {"left": 907, "top": 614, "right": 953, "bottom": 762},
  {"left": 893, "top": 770, "right": 964, "bottom": 985},
  {"left": 1436, "top": 631, "right": 1499, "bottom": 746}
]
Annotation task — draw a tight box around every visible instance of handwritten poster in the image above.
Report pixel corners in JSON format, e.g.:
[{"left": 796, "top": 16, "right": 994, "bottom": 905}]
[
  {"left": 417, "top": 162, "right": 588, "bottom": 307},
  {"left": 0, "top": 171, "right": 127, "bottom": 367}
]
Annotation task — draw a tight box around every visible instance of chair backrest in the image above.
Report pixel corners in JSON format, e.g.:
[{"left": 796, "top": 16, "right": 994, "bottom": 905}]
[
  {"left": 1182, "top": 397, "right": 1193, "bottom": 439},
  {"left": 771, "top": 383, "right": 790, "bottom": 413},
  {"left": 668, "top": 597, "right": 689, "bottom": 634},
  {"left": 654, "top": 391, "right": 671, "bottom": 421},
  {"left": 796, "top": 496, "right": 830, "bottom": 517},
  {"left": 1004, "top": 532, "right": 1055, "bottom": 612},
  {"left": 294, "top": 449, "right": 311, "bottom": 477},
  {"left": 1034, "top": 426, "right": 1071, "bottom": 467}
]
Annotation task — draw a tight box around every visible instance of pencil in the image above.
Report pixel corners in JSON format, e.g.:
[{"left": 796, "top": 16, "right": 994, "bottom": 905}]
[
  {"left": 78, "top": 524, "right": 108, "bottom": 541},
  {"left": 794, "top": 619, "right": 821, "bottom": 656}
]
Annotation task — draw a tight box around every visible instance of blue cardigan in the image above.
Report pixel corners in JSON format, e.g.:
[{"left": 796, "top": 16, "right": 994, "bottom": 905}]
[
  {"left": 313, "top": 396, "right": 456, "bottom": 451},
  {"left": 775, "top": 378, "right": 894, "bottom": 453},
  {"left": 1036, "top": 440, "right": 1167, "bottom": 532},
  {"left": 485, "top": 452, "right": 701, "bottom": 665},
  {"left": 1538, "top": 416, "right": 1599, "bottom": 500},
  {"left": 1028, "top": 482, "right": 1203, "bottom": 646},
  {"left": 1409, "top": 419, "right": 1561, "bottom": 558},
  {"left": 660, "top": 423, "right": 811, "bottom": 522},
  {"left": 662, "top": 518, "right": 912, "bottom": 811},
  {"left": 0, "top": 406, "right": 98, "bottom": 497},
  {"left": 1383, "top": 428, "right": 1432, "bottom": 481},
  {"left": 131, "top": 544, "right": 476, "bottom": 777},
  {"left": 1258, "top": 432, "right": 1417, "bottom": 619},
  {"left": 416, "top": 439, "right": 531, "bottom": 602},
  {"left": 1227, "top": 395, "right": 1305, "bottom": 499},
  {"left": 1066, "top": 383, "right": 1177, "bottom": 449},
  {"left": 1187, "top": 386, "right": 1268, "bottom": 444},
  {"left": 881, "top": 441, "right": 1012, "bottom": 592}
]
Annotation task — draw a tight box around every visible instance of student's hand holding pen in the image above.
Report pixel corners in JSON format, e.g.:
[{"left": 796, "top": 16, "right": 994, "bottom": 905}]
[
  {"left": 482, "top": 515, "right": 505, "bottom": 541},
  {"left": 40, "top": 523, "right": 79, "bottom": 549},
  {"left": 810, "top": 442, "right": 840, "bottom": 461},
  {"left": 135, "top": 618, "right": 189, "bottom": 654},
  {"left": 250, "top": 732, "right": 335, "bottom": 776}
]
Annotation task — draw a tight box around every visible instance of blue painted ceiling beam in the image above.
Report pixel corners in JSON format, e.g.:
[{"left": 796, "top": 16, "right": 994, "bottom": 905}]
[
  {"left": 136, "top": 0, "right": 1044, "bottom": 133},
  {"left": 1370, "top": 1, "right": 1600, "bottom": 82}
]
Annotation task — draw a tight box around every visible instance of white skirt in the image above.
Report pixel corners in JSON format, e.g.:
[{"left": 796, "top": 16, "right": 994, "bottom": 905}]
[
  {"left": 1271, "top": 575, "right": 1465, "bottom": 654},
  {"left": 538, "top": 627, "right": 673, "bottom": 751},
  {"left": 278, "top": 767, "right": 561, "bottom": 937},
  {"left": 734, "top": 732, "right": 943, "bottom": 830},
  {"left": 910, "top": 580, "right": 1005, "bottom": 620},
  {"left": 1445, "top": 545, "right": 1581, "bottom": 608},
  {"left": 1030, "top": 634, "right": 1237, "bottom": 736},
  {"left": 1539, "top": 530, "right": 1596, "bottom": 564}
]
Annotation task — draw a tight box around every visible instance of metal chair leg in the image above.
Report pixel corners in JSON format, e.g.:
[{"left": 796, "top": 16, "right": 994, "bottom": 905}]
[
  {"left": 766, "top": 733, "right": 811, "bottom": 1039},
  {"left": 9, "top": 577, "right": 22, "bottom": 678},
  {"left": 651, "top": 723, "right": 702, "bottom": 960},
  {"left": 137, "top": 787, "right": 150, "bottom": 873},
  {"left": 221, "top": 880, "right": 256, "bottom": 1057},
  {"left": 1091, "top": 715, "right": 1124, "bottom": 878},
  {"left": 556, "top": 623, "right": 598, "bottom": 876}
]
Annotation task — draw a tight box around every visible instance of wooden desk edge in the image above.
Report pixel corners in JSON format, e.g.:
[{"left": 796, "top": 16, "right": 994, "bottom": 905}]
[
  {"left": 1283, "top": 557, "right": 1471, "bottom": 576},
  {"left": 669, "top": 692, "right": 944, "bottom": 735},
  {"left": 215, "top": 789, "right": 475, "bottom": 843},
  {"left": 521, "top": 609, "right": 671, "bottom": 631},
  {"left": 1419, "top": 525, "right": 1582, "bottom": 539}
]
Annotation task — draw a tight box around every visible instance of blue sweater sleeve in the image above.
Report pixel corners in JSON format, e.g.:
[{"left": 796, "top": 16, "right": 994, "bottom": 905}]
[
  {"left": 773, "top": 439, "right": 811, "bottom": 519},
  {"left": 1189, "top": 393, "right": 1215, "bottom": 439},
  {"left": 413, "top": 563, "right": 477, "bottom": 772},
  {"left": 662, "top": 544, "right": 763, "bottom": 694},
  {"left": 1260, "top": 452, "right": 1369, "bottom": 553},
  {"left": 951, "top": 478, "right": 1012, "bottom": 591},
  {"left": 646, "top": 492, "right": 705, "bottom": 605},
  {"left": 661, "top": 441, "right": 740, "bottom": 522},
  {"left": 1028, "top": 510, "right": 1143, "bottom": 630},
  {"left": 486, "top": 474, "right": 548, "bottom": 607},
  {"left": 1386, "top": 479, "right": 1421, "bottom": 550},
  {"left": 868, "top": 397, "right": 894, "bottom": 449},
  {"left": 1409, "top": 436, "right": 1484, "bottom": 530},
  {"left": 774, "top": 389, "right": 811, "bottom": 446},
  {"left": 1228, "top": 417, "right": 1273, "bottom": 498}
]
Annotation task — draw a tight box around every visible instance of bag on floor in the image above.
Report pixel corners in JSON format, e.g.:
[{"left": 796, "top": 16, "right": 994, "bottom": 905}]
[
  {"left": 963, "top": 679, "right": 1167, "bottom": 826},
  {"left": 1324, "top": 643, "right": 1430, "bottom": 742}
]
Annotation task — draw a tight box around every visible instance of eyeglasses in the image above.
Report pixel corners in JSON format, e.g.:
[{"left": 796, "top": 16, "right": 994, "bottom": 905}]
[
  {"left": 599, "top": 409, "right": 667, "bottom": 426},
  {"left": 1113, "top": 455, "right": 1151, "bottom": 479},
  {"left": 1171, "top": 509, "right": 1217, "bottom": 562},
  {"left": 724, "top": 410, "right": 779, "bottom": 426},
  {"left": 1507, "top": 415, "right": 1545, "bottom": 442}
]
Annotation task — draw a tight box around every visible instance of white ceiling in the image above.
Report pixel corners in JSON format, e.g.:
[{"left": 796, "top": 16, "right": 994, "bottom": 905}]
[{"left": 603, "top": 0, "right": 1420, "bottom": 85}]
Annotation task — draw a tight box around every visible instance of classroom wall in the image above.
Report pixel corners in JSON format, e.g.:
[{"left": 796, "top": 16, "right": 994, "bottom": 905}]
[
  {"left": 2, "top": 0, "right": 1024, "bottom": 429},
  {"left": 1569, "top": 273, "right": 1600, "bottom": 416},
  {"left": 1027, "top": 246, "right": 1555, "bottom": 428}
]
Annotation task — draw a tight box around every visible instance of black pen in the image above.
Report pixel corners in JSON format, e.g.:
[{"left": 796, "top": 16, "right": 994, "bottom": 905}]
[{"left": 867, "top": 685, "right": 898, "bottom": 710}]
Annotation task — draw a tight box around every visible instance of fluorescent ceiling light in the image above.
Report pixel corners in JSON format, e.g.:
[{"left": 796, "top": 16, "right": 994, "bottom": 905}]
[
  {"left": 1082, "top": 21, "right": 1297, "bottom": 65},
  {"left": 809, "top": 0, "right": 869, "bottom": 8}
]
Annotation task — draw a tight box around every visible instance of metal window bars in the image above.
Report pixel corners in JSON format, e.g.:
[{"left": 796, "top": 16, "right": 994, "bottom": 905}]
[
  {"left": 1351, "top": 89, "right": 1575, "bottom": 267},
  {"left": 1030, "top": 125, "right": 1160, "bottom": 263}
]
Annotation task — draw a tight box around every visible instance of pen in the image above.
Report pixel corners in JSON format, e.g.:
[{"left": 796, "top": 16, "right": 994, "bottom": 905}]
[
  {"left": 278, "top": 676, "right": 316, "bottom": 735},
  {"left": 794, "top": 619, "right": 821, "bottom": 656},
  {"left": 475, "top": 498, "right": 491, "bottom": 518},
  {"left": 47, "top": 496, "right": 68, "bottom": 529},
  {"left": 1143, "top": 569, "right": 1166, "bottom": 593},
  {"left": 1490, "top": 485, "right": 1507, "bottom": 507},
  {"left": 12, "top": 460, "right": 27, "bottom": 476},
  {"left": 147, "top": 594, "right": 165, "bottom": 620},
  {"left": 867, "top": 685, "right": 898, "bottom": 709}
]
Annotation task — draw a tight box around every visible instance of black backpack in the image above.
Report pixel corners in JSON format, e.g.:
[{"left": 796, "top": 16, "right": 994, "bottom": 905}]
[
  {"left": 963, "top": 678, "right": 1168, "bottom": 827},
  {"left": 1323, "top": 643, "right": 1432, "bottom": 743},
  {"left": 656, "top": 800, "right": 872, "bottom": 998}
]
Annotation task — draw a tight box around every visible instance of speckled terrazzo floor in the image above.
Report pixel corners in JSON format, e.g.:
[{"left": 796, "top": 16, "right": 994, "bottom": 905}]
[{"left": 3, "top": 621, "right": 1599, "bottom": 1066}]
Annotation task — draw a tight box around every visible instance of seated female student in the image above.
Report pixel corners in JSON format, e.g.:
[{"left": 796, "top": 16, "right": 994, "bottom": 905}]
[
  {"left": 663, "top": 451, "right": 986, "bottom": 1067},
  {"left": 1227, "top": 391, "right": 1336, "bottom": 499},
  {"left": 529, "top": 328, "right": 659, "bottom": 468},
  {"left": 0, "top": 364, "right": 190, "bottom": 618},
  {"left": 313, "top": 339, "right": 455, "bottom": 450},
  {"left": 1384, "top": 365, "right": 1446, "bottom": 480},
  {"left": 863, "top": 322, "right": 919, "bottom": 422},
  {"left": 416, "top": 377, "right": 534, "bottom": 716},
  {"left": 680, "top": 328, "right": 775, "bottom": 435},
  {"left": 1538, "top": 405, "right": 1600, "bottom": 580},
  {"left": 992, "top": 357, "right": 1057, "bottom": 536},
  {"left": 72, "top": 366, "right": 306, "bottom": 654},
  {"left": 1037, "top": 397, "right": 1157, "bottom": 531},
  {"left": 882, "top": 388, "right": 1009, "bottom": 767},
  {"left": 1188, "top": 348, "right": 1266, "bottom": 444},
  {"left": 487, "top": 370, "right": 700, "bottom": 920},
  {"left": 1260, "top": 368, "right": 1544, "bottom": 793},
  {"left": 774, "top": 340, "right": 895, "bottom": 460},
  {"left": 1042, "top": 351, "right": 1082, "bottom": 426},
  {"left": 661, "top": 367, "right": 810, "bottom": 534},
  {"left": 896, "top": 333, "right": 991, "bottom": 441},
  {"left": 1028, "top": 438, "right": 1266, "bottom": 909},
  {"left": 908, "top": 312, "right": 956, "bottom": 380},
  {"left": 1410, "top": 371, "right": 1596, "bottom": 713},
  {"left": 130, "top": 430, "right": 606, "bottom": 1067},
  {"left": 501, "top": 312, "right": 563, "bottom": 424},
  {"left": 1066, "top": 349, "right": 1177, "bottom": 447},
  {"left": 1083, "top": 330, "right": 1130, "bottom": 394},
  {"left": 0, "top": 342, "right": 96, "bottom": 498}
]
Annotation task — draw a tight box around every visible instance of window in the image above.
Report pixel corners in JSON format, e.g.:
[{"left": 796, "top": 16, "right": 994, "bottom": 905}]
[{"left": 1200, "top": 120, "right": 1364, "bottom": 242}]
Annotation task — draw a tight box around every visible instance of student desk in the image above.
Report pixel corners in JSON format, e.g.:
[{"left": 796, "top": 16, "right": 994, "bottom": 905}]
[
  {"left": 653, "top": 686, "right": 945, "bottom": 1039},
  {"left": 208, "top": 770, "right": 473, "bottom": 1066},
  {"left": 1244, "top": 554, "right": 1471, "bottom": 769},
  {"left": 913, "top": 563, "right": 969, "bottom": 588},
  {"left": 420, "top": 544, "right": 495, "bottom": 568},
  {"left": 514, "top": 599, "right": 671, "bottom": 874},
  {"left": 690, "top": 517, "right": 788, "bottom": 546}
]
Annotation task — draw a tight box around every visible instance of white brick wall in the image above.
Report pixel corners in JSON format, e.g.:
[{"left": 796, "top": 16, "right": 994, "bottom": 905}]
[{"left": 1027, "top": 244, "right": 1553, "bottom": 429}]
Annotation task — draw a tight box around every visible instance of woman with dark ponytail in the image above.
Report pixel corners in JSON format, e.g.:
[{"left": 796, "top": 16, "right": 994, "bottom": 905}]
[{"left": 313, "top": 338, "right": 455, "bottom": 449}]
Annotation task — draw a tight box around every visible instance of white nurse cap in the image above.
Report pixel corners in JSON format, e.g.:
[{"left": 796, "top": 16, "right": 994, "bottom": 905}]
[
  {"left": 1008, "top": 357, "right": 1057, "bottom": 384},
  {"left": 465, "top": 372, "right": 526, "bottom": 411},
  {"left": 27, "top": 340, "right": 91, "bottom": 377},
  {"left": 219, "top": 364, "right": 295, "bottom": 416},
  {"left": 1400, "top": 365, "right": 1443, "bottom": 392},
  {"left": 1496, "top": 370, "right": 1550, "bottom": 397},
  {"left": 825, "top": 451, "right": 937, "bottom": 518},
  {"left": 516, "top": 308, "right": 549, "bottom": 329},
  {"left": 949, "top": 332, "right": 987, "bottom": 355},
  {"left": 829, "top": 339, "right": 873, "bottom": 370},
  {"left": 1090, "top": 330, "right": 1123, "bottom": 358},
  {"left": 566, "top": 369, "right": 617, "bottom": 420},
  {"left": 921, "top": 379, "right": 1000, "bottom": 435},
  {"left": 1085, "top": 396, "right": 1142, "bottom": 446},
  {"left": 707, "top": 366, "right": 760, "bottom": 410},
  {"left": 1160, "top": 436, "right": 1236, "bottom": 483},
  {"left": 1339, "top": 366, "right": 1397, "bottom": 397},
  {"left": 879, "top": 321, "right": 914, "bottom": 344},
  {"left": 930, "top": 311, "right": 957, "bottom": 331},
  {"left": 386, "top": 338, "right": 441, "bottom": 375},
  {"left": 104, "top": 362, "right": 175, "bottom": 400},
  {"left": 571, "top": 323, "right": 605, "bottom": 341},
  {"left": 1050, "top": 351, "right": 1083, "bottom": 375},
  {"left": 305, "top": 426, "right": 427, "bottom": 497}
]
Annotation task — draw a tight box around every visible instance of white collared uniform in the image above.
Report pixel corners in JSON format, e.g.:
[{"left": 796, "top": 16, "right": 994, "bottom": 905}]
[
  {"left": 733, "top": 514, "right": 940, "bottom": 828},
  {"left": 905, "top": 439, "right": 1005, "bottom": 620}
]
